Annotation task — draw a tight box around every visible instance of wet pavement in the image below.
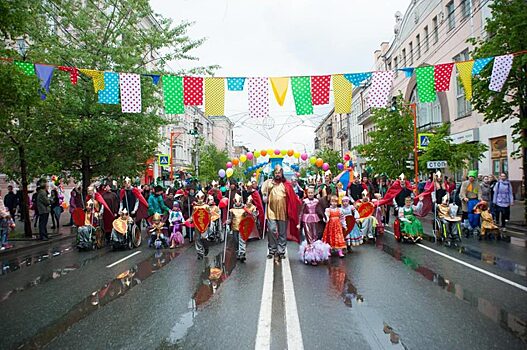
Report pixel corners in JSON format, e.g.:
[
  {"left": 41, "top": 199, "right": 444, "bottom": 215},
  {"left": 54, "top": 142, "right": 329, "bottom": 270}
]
[{"left": 0, "top": 226, "right": 525, "bottom": 349}]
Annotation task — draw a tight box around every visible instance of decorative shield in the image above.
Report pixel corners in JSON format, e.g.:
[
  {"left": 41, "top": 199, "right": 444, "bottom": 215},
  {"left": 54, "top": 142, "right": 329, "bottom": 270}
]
[
  {"left": 72, "top": 208, "right": 85, "bottom": 227},
  {"left": 192, "top": 207, "right": 211, "bottom": 234},
  {"left": 358, "top": 202, "right": 374, "bottom": 218},
  {"left": 345, "top": 215, "right": 356, "bottom": 235},
  {"left": 239, "top": 216, "right": 255, "bottom": 241},
  {"left": 112, "top": 219, "right": 128, "bottom": 235}
]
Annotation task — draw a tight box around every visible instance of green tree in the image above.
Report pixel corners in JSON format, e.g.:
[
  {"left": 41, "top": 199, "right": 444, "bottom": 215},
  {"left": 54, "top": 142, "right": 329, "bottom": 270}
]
[
  {"left": 469, "top": 0, "right": 527, "bottom": 221},
  {"left": 308, "top": 148, "right": 342, "bottom": 177},
  {"left": 198, "top": 143, "right": 230, "bottom": 183},
  {"left": 354, "top": 95, "right": 414, "bottom": 179},
  {"left": 419, "top": 124, "right": 488, "bottom": 173}
]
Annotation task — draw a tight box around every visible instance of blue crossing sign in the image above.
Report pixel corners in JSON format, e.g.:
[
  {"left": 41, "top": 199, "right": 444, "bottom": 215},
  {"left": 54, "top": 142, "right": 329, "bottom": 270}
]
[
  {"left": 418, "top": 133, "right": 433, "bottom": 149},
  {"left": 158, "top": 154, "right": 170, "bottom": 166}
]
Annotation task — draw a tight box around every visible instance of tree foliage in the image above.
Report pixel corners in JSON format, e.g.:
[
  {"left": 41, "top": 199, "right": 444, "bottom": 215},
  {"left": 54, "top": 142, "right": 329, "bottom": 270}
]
[
  {"left": 198, "top": 143, "right": 229, "bottom": 183},
  {"left": 354, "top": 95, "right": 414, "bottom": 179},
  {"left": 418, "top": 123, "right": 488, "bottom": 172},
  {"left": 308, "top": 148, "right": 342, "bottom": 177}
]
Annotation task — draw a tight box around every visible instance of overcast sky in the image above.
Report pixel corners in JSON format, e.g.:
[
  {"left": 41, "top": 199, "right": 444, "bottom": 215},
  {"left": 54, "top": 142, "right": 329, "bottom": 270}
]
[{"left": 150, "top": 0, "right": 410, "bottom": 153}]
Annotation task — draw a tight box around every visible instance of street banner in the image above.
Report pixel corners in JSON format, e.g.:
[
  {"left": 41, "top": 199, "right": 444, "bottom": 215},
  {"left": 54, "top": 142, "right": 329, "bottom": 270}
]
[
  {"left": 119, "top": 73, "right": 142, "bottom": 113},
  {"left": 415, "top": 66, "right": 436, "bottom": 102},
  {"left": 291, "top": 76, "right": 313, "bottom": 115},
  {"left": 205, "top": 77, "right": 225, "bottom": 116},
  {"left": 332, "top": 74, "right": 352, "bottom": 114},
  {"left": 35, "top": 64, "right": 55, "bottom": 100},
  {"left": 472, "top": 57, "right": 493, "bottom": 75},
  {"left": 58, "top": 66, "right": 79, "bottom": 85},
  {"left": 489, "top": 54, "right": 514, "bottom": 92},
  {"left": 162, "top": 75, "right": 184, "bottom": 114},
  {"left": 227, "top": 77, "right": 245, "bottom": 91},
  {"left": 79, "top": 69, "right": 104, "bottom": 92},
  {"left": 343, "top": 72, "right": 371, "bottom": 86},
  {"left": 311, "top": 75, "right": 331, "bottom": 105},
  {"left": 434, "top": 63, "right": 454, "bottom": 92},
  {"left": 270, "top": 77, "right": 289, "bottom": 106},
  {"left": 248, "top": 77, "right": 269, "bottom": 118},
  {"left": 455, "top": 60, "right": 475, "bottom": 100},
  {"left": 368, "top": 71, "right": 394, "bottom": 108},
  {"left": 183, "top": 76, "right": 203, "bottom": 106},
  {"left": 14, "top": 61, "right": 35, "bottom": 76},
  {"left": 98, "top": 72, "right": 120, "bottom": 104}
]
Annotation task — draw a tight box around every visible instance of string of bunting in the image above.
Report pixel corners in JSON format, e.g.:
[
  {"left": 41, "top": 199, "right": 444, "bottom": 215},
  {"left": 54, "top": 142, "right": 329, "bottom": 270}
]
[{"left": 1, "top": 50, "right": 525, "bottom": 117}]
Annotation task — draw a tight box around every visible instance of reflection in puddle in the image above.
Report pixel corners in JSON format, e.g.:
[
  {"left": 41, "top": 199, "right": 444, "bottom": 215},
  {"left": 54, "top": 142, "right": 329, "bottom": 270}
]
[
  {"left": 458, "top": 246, "right": 526, "bottom": 277},
  {"left": 376, "top": 240, "right": 527, "bottom": 343},
  {"left": 1, "top": 242, "right": 76, "bottom": 276},
  {"left": 327, "top": 259, "right": 363, "bottom": 307},
  {"left": 18, "top": 250, "right": 181, "bottom": 349}
]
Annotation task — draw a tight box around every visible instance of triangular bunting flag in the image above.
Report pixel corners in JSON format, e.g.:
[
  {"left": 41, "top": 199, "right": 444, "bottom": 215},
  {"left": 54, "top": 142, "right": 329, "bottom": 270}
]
[
  {"left": 227, "top": 77, "right": 245, "bottom": 91},
  {"left": 400, "top": 67, "right": 414, "bottom": 78},
  {"left": 79, "top": 69, "right": 105, "bottom": 93},
  {"left": 332, "top": 74, "right": 352, "bottom": 114},
  {"left": 269, "top": 77, "right": 289, "bottom": 106},
  {"left": 368, "top": 71, "right": 394, "bottom": 108},
  {"left": 98, "top": 72, "right": 120, "bottom": 104},
  {"left": 343, "top": 72, "right": 372, "bottom": 86},
  {"left": 415, "top": 66, "right": 436, "bottom": 103},
  {"left": 204, "top": 77, "right": 225, "bottom": 116},
  {"left": 472, "top": 57, "right": 493, "bottom": 76},
  {"left": 455, "top": 61, "right": 475, "bottom": 100},
  {"left": 119, "top": 73, "right": 142, "bottom": 113},
  {"left": 144, "top": 74, "right": 161, "bottom": 85},
  {"left": 311, "top": 75, "right": 330, "bottom": 105},
  {"left": 183, "top": 77, "right": 203, "bottom": 106},
  {"left": 489, "top": 54, "right": 513, "bottom": 92},
  {"left": 14, "top": 61, "right": 35, "bottom": 76},
  {"left": 34, "top": 64, "right": 55, "bottom": 100},
  {"left": 162, "top": 75, "right": 184, "bottom": 114},
  {"left": 248, "top": 77, "right": 269, "bottom": 118},
  {"left": 434, "top": 63, "right": 454, "bottom": 92},
  {"left": 58, "top": 66, "right": 79, "bottom": 85},
  {"left": 291, "top": 76, "right": 313, "bottom": 115}
]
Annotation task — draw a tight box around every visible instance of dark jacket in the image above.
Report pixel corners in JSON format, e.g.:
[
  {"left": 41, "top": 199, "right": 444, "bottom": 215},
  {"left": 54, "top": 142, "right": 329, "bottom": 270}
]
[
  {"left": 4, "top": 191, "right": 17, "bottom": 210},
  {"left": 37, "top": 189, "right": 51, "bottom": 214}
]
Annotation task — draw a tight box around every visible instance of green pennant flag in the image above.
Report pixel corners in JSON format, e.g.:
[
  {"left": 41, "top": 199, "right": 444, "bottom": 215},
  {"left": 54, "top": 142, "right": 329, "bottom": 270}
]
[
  {"left": 162, "top": 75, "right": 184, "bottom": 114},
  {"left": 291, "top": 76, "right": 313, "bottom": 115},
  {"left": 415, "top": 66, "right": 436, "bottom": 103},
  {"left": 14, "top": 61, "right": 35, "bottom": 76}
]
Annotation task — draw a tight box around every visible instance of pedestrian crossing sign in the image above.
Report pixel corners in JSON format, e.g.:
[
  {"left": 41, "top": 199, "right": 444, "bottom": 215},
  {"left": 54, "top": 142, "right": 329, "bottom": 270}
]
[
  {"left": 158, "top": 154, "right": 170, "bottom": 166},
  {"left": 418, "top": 133, "right": 433, "bottom": 149}
]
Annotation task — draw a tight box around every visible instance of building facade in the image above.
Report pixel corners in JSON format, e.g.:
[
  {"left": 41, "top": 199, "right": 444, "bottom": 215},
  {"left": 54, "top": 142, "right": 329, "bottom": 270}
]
[{"left": 314, "top": 108, "right": 351, "bottom": 156}]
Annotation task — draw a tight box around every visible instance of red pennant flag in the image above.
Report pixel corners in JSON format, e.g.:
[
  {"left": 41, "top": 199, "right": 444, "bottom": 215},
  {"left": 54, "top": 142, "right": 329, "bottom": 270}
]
[
  {"left": 183, "top": 76, "right": 203, "bottom": 105},
  {"left": 434, "top": 63, "right": 454, "bottom": 92},
  {"left": 311, "top": 75, "right": 331, "bottom": 105},
  {"left": 58, "top": 66, "right": 79, "bottom": 85}
]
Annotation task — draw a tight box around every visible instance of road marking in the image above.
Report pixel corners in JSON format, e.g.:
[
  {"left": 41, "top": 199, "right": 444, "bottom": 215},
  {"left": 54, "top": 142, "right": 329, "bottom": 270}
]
[
  {"left": 282, "top": 253, "right": 304, "bottom": 350},
  {"left": 384, "top": 230, "right": 527, "bottom": 293},
  {"left": 106, "top": 251, "right": 142, "bottom": 268},
  {"left": 254, "top": 257, "right": 274, "bottom": 350}
]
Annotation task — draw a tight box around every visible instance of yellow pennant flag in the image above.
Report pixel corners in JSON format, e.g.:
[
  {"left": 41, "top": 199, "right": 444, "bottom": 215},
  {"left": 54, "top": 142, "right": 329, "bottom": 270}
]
[
  {"left": 455, "top": 61, "right": 475, "bottom": 100},
  {"left": 270, "top": 77, "right": 289, "bottom": 106},
  {"left": 204, "top": 77, "right": 225, "bottom": 116},
  {"left": 79, "top": 69, "right": 105, "bottom": 93},
  {"left": 332, "top": 74, "right": 352, "bottom": 113}
]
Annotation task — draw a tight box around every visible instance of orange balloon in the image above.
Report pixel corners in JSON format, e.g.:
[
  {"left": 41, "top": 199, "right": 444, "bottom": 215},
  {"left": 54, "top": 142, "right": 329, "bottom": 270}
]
[
  {"left": 260, "top": 150, "right": 267, "bottom": 157},
  {"left": 287, "top": 149, "right": 294, "bottom": 157},
  {"left": 315, "top": 158, "right": 324, "bottom": 167},
  {"left": 232, "top": 158, "right": 240, "bottom": 166}
]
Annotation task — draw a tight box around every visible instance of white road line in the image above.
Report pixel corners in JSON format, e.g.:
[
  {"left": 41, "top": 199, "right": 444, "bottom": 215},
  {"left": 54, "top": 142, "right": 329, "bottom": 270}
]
[
  {"left": 254, "top": 257, "right": 274, "bottom": 350},
  {"left": 384, "top": 230, "right": 527, "bottom": 293},
  {"left": 106, "top": 251, "right": 142, "bottom": 268},
  {"left": 282, "top": 253, "right": 304, "bottom": 350}
]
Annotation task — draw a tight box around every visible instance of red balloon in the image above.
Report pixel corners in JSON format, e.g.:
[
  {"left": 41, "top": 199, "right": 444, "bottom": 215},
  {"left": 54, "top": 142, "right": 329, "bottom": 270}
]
[{"left": 219, "top": 197, "right": 229, "bottom": 209}]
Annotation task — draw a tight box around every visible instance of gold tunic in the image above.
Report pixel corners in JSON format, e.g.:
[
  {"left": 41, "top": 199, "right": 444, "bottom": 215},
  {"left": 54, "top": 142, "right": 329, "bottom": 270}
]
[
  {"left": 230, "top": 207, "right": 246, "bottom": 231},
  {"left": 262, "top": 180, "right": 287, "bottom": 221}
]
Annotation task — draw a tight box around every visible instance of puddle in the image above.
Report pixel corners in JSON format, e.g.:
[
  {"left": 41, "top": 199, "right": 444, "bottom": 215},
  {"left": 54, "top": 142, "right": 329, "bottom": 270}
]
[
  {"left": 1, "top": 242, "right": 76, "bottom": 276},
  {"left": 457, "top": 246, "right": 526, "bottom": 277},
  {"left": 163, "top": 241, "right": 238, "bottom": 348},
  {"left": 376, "top": 240, "right": 527, "bottom": 343},
  {"left": 18, "top": 250, "right": 181, "bottom": 349},
  {"left": 327, "top": 259, "right": 363, "bottom": 307}
]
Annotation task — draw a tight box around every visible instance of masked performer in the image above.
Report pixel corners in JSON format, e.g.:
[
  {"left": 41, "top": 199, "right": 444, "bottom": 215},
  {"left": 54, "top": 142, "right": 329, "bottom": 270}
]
[{"left": 191, "top": 191, "right": 210, "bottom": 260}]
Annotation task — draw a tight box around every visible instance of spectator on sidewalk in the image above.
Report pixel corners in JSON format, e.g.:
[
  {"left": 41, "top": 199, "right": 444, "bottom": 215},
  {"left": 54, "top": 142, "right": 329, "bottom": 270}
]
[
  {"left": 0, "top": 211, "right": 15, "bottom": 250},
  {"left": 480, "top": 176, "right": 493, "bottom": 202},
  {"left": 50, "top": 184, "right": 61, "bottom": 230},
  {"left": 488, "top": 174, "right": 498, "bottom": 216},
  {"left": 4, "top": 185, "right": 18, "bottom": 221},
  {"left": 460, "top": 171, "right": 482, "bottom": 231},
  {"left": 31, "top": 188, "right": 39, "bottom": 228},
  {"left": 37, "top": 181, "right": 51, "bottom": 240},
  {"left": 492, "top": 172, "right": 514, "bottom": 230}
]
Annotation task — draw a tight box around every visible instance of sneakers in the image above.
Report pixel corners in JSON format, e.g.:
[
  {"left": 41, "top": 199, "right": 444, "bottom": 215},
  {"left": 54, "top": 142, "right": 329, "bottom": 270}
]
[
  {"left": 338, "top": 249, "right": 345, "bottom": 258},
  {"left": 267, "top": 253, "right": 274, "bottom": 259},
  {"left": 239, "top": 255, "right": 246, "bottom": 263}
]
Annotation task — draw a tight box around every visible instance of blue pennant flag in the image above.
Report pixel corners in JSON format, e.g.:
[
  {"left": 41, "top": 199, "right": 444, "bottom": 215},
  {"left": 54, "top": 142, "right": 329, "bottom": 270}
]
[
  {"left": 472, "top": 57, "right": 493, "bottom": 76},
  {"left": 145, "top": 74, "right": 161, "bottom": 85},
  {"left": 227, "top": 77, "right": 245, "bottom": 91},
  {"left": 400, "top": 67, "right": 415, "bottom": 78},
  {"left": 343, "top": 72, "right": 372, "bottom": 86},
  {"left": 35, "top": 64, "right": 55, "bottom": 100}
]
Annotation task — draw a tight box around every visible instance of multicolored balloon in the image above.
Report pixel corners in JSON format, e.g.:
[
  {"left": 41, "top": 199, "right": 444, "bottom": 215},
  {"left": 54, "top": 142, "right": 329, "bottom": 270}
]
[
  {"left": 316, "top": 158, "right": 324, "bottom": 167},
  {"left": 218, "top": 169, "right": 226, "bottom": 178},
  {"left": 337, "top": 163, "right": 344, "bottom": 170},
  {"left": 322, "top": 163, "right": 329, "bottom": 171},
  {"left": 293, "top": 151, "right": 300, "bottom": 159},
  {"left": 309, "top": 156, "right": 317, "bottom": 165},
  {"left": 301, "top": 153, "right": 308, "bottom": 161},
  {"left": 239, "top": 155, "right": 247, "bottom": 163},
  {"left": 226, "top": 162, "right": 233, "bottom": 169},
  {"left": 260, "top": 150, "right": 267, "bottom": 157},
  {"left": 226, "top": 168, "right": 234, "bottom": 177},
  {"left": 247, "top": 152, "right": 254, "bottom": 160}
]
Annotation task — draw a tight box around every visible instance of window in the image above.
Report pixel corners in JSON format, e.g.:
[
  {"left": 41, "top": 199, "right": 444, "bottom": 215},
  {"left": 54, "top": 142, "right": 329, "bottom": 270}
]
[
  {"left": 490, "top": 137, "right": 508, "bottom": 177},
  {"left": 461, "top": 0, "right": 472, "bottom": 18},
  {"left": 454, "top": 50, "right": 472, "bottom": 118},
  {"left": 432, "top": 16, "right": 439, "bottom": 43},
  {"left": 387, "top": 60, "right": 392, "bottom": 71},
  {"left": 447, "top": 1, "right": 455, "bottom": 30},
  {"left": 402, "top": 49, "right": 407, "bottom": 67},
  {"left": 410, "top": 86, "right": 442, "bottom": 129},
  {"left": 416, "top": 34, "right": 421, "bottom": 59},
  {"left": 394, "top": 57, "right": 398, "bottom": 69},
  {"left": 409, "top": 42, "right": 413, "bottom": 65},
  {"left": 424, "top": 26, "right": 429, "bottom": 51}
]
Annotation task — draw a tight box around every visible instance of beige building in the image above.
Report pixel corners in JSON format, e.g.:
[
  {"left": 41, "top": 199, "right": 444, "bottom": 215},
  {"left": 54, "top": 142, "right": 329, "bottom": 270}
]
[
  {"left": 356, "top": 0, "right": 521, "bottom": 195},
  {"left": 314, "top": 108, "right": 350, "bottom": 156}
]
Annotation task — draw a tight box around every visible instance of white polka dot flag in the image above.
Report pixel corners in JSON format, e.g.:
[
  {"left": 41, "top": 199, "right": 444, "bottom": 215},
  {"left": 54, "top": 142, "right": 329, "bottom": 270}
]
[
  {"left": 311, "top": 75, "right": 330, "bottom": 105},
  {"left": 489, "top": 54, "right": 514, "bottom": 92},
  {"left": 119, "top": 73, "right": 142, "bottom": 113},
  {"left": 98, "top": 72, "right": 120, "bottom": 105},
  {"left": 434, "top": 63, "right": 454, "bottom": 92},
  {"left": 368, "top": 71, "right": 394, "bottom": 108},
  {"left": 183, "top": 76, "right": 203, "bottom": 106},
  {"left": 248, "top": 77, "right": 269, "bottom": 118}
]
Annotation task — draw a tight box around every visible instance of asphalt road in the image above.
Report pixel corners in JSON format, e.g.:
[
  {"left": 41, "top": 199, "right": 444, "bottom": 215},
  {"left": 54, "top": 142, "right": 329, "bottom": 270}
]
[{"left": 0, "top": 223, "right": 526, "bottom": 350}]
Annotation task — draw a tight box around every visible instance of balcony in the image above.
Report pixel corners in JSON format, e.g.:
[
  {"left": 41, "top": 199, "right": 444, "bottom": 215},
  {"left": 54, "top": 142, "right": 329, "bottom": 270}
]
[{"left": 357, "top": 108, "right": 372, "bottom": 125}]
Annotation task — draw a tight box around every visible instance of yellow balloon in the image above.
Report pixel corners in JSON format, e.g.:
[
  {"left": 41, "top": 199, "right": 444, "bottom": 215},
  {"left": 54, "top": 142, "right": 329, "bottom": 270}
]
[
  {"left": 226, "top": 168, "right": 234, "bottom": 177},
  {"left": 293, "top": 151, "right": 300, "bottom": 159},
  {"left": 309, "top": 156, "right": 317, "bottom": 165},
  {"left": 240, "top": 155, "right": 247, "bottom": 163},
  {"left": 280, "top": 149, "right": 287, "bottom": 156},
  {"left": 267, "top": 149, "right": 274, "bottom": 156},
  {"left": 254, "top": 150, "right": 261, "bottom": 158}
]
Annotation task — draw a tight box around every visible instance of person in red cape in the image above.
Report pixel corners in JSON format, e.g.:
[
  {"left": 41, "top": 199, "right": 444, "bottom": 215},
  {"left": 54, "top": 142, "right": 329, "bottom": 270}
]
[
  {"left": 119, "top": 177, "right": 148, "bottom": 224},
  {"left": 100, "top": 180, "right": 119, "bottom": 241},
  {"left": 86, "top": 185, "right": 113, "bottom": 227},
  {"left": 246, "top": 181, "right": 264, "bottom": 234},
  {"left": 261, "top": 164, "right": 301, "bottom": 260}
]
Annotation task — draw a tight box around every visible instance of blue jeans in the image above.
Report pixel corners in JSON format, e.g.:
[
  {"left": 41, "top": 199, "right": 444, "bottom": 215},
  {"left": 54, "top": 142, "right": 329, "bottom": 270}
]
[
  {"left": 467, "top": 199, "right": 480, "bottom": 229},
  {"left": 0, "top": 228, "right": 7, "bottom": 246}
]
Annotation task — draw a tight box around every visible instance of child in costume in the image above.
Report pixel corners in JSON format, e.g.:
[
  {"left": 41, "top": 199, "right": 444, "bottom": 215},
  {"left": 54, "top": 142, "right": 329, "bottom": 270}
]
[
  {"left": 148, "top": 213, "right": 168, "bottom": 249},
  {"left": 372, "top": 193, "right": 385, "bottom": 234},
  {"left": 340, "top": 196, "right": 362, "bottom": 248},
  {"left": 474, "top": 201, "right": 500, "bottom": 240},
  {"left": 207, "top": 195, "right": 222, "bottom": 242},
  {"left": 168, "top": 203, "right": 184, "bottom": 248},
  {"left": 191, "top": 191, "right": 210, "bottom": 259},
  {"left": 356, "top": 191, "right": 377, "bottom": 240},
  {"left": 437, "top": 194, "right": 462, "bottom": 243},
  {"left": 298, "top": 187, "right": 330, "bottom": 265},
  {"left": 227, "top": 194, "right": 250, "bottom": 262},
  {"left": 398, "top": 196, "right": 424, "bottom": 242},
  {"left": 322, "top": 195, "right": 347, "bottom": 257},
  {"left": 244, "top": 196, "right": 260, "bottom": 240},
  {"left": 0, "top": 212, "right": 15, "bottom": 250}
]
